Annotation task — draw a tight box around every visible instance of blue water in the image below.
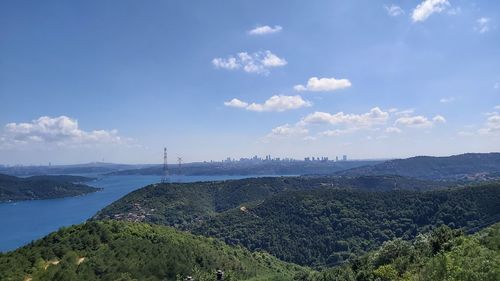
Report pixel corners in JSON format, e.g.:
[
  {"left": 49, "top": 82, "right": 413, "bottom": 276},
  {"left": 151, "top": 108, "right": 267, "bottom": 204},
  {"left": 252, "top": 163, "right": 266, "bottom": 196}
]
[{"left": 0, "top": 175, "right": 268, "bottom": 253}]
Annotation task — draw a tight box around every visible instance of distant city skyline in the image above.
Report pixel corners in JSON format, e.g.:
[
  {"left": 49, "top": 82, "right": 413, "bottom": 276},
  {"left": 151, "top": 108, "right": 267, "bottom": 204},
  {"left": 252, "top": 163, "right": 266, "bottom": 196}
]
[{"left": 1, "top": 0, "right": 499, "bottom": 165}]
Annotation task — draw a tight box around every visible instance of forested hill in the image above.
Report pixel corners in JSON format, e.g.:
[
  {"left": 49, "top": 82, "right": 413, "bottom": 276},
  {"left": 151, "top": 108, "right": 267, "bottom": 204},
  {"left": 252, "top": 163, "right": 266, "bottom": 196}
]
[
  {"left": 1, "top": 220, "right": 498, "bottom": 281},
  {"left": 0, "top": 220, "right": 306, "bottom": 281},
  {"left": 191, "top": 184, "right": 500, "bottom": 266},
  {"left": 337, "top": 152, "right": 500, "bottom": 180},
  {"left": 93, "top": 175, "right": 451, "bottom": 226},
  {"left": 306, "top": 223, "right": 500, "bottom": 281},
  {"left": 93, "top": 176, "right": 500, "bottom": 267},
  {"left": 0, "top": 173, "right": 98, "bottom": 201}
]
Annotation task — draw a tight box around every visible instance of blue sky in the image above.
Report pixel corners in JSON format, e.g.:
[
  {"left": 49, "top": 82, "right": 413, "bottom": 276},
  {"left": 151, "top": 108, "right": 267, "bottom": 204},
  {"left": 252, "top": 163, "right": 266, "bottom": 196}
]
[{"left": 0, "top": 0, "right": 499, "bottom": 165}]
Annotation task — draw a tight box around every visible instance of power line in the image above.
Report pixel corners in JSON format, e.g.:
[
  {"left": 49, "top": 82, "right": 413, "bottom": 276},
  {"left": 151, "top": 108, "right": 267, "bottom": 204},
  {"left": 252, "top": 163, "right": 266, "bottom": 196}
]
[
  {"left": 161, "top": 147, "right": 169, "bottom": 184},
  {"left": 177, "top": 157, "right": 182, "bottom": 174}
]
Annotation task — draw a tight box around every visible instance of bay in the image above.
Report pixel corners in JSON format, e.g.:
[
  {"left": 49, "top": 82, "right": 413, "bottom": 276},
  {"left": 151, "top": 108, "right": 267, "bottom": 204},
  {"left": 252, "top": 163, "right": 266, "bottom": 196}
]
[{"left": 0, "top": 175, "right": 270, "bottom": 253}]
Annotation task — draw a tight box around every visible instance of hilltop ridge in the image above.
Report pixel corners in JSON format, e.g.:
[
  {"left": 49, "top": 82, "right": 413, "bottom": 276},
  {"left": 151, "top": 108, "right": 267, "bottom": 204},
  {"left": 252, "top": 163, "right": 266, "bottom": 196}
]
[{"left": 337, "top": 152, "right": 500, "bottom": 180}]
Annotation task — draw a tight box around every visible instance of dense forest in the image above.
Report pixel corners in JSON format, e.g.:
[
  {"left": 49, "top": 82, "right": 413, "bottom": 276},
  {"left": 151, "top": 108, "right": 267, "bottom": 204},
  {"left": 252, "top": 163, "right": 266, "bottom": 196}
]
[
  {"left": 191, "top": 184, "right": 500, "bottom": 266},
  {"left": 94, "top": 176, "right": 453, "bottom": 226},
  {"left": 337, "top": 153, "right": 500, "bottom": 181},
  {"left": 0, "top": 173, "right": 98, "bottom": 201},
  {"left": 0, "top": 220, "right": 306, "bottom": 281},
  {"left": 300, "top": 223, "right": 500, "bottom": 281},
  {"left": 94, "top": 176, "right": 500, "bottom": 267},
  {"left": 1, "top": 220, "right": 498, "bottom": 281}
]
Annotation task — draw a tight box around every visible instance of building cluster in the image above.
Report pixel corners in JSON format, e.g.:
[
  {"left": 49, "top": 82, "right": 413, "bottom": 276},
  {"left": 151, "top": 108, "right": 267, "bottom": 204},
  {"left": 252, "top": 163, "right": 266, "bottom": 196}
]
[
  {"left": 219, "top": 154, "right": 349, "bottom": 163},
  {"left": 304, "top": 155, "right": 347, "bottom": 161}
]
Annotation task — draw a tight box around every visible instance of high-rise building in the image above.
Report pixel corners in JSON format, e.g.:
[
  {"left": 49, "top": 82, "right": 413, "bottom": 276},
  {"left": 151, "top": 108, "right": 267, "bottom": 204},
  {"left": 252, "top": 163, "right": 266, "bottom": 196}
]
[{"left": 343, "top": 155, "right": 347, "bottom": 161}]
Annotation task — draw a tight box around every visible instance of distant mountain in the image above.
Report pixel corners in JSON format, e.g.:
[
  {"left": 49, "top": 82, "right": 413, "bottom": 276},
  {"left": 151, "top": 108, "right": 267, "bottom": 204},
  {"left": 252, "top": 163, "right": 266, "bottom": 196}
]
[
  {"left": 0, "top": 220, "right": 306, "bottom": 281},
  {"left": 94, "top": 176, "right": 500, "bottom": 266},
  {"left": 109, "top": 160, "right": 384, "bottom": 176},
  {"left": 0, "top": 174, "right": 99, "bottom": 202},
  {"left": 0, "top": 162, "right": 152, "bottom": 176},
  {"left": 337, "top": 153, "right": 500, "bottom": 181}
]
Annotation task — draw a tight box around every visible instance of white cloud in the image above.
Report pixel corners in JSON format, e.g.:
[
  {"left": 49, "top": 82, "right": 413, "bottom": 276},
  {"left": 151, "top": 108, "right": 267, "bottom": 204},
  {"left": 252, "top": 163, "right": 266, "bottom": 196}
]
[
  {"left": 475, "top": 17, "right": 491, "bottom": 34},
  {"left": 212, "top": 57, "right": 239, "bottom": 70},
  {"left": 433, "top": 115, "right": 447, "bottom": 123},
  {"left": 2, "top": 116, "right": 124, "bottom": 147},
  {"left": 224, "top": 95, "right": 311, "bottom": 112},
  {"left": 412, "top": 0, "right": 450, "bottom": 22},
  {"left": 212, "top": 50, "right": 286, "bottom": 75},
  {"left": 264, "top": 107, "right": 390, "bottom": 140},
  {"left": 223, "top": 98, "right": 248, "bottom": 108},
  {"left": 262, "top": 123, "right": 309, "bottom": 142},
  {"left": 261, "top": 51, "right": 287, "bottom": 67},
  {"left": 248, "top": 25, "right": 282, "bottom": 35},
  {"left": 494, "top": 105, "right": 500, "bottom": 110},
  {"left": 319, "top": 128, "right": 355, "bottom": 137},
  {"left": 385, "top": 4, "right": 405, "bottom": 17},
  {"left": 294, "top": 77, "right": 352, "bottom": 92},
  {"left": 300, "top": 107, "right": 389, "bottom": 128},
  {"left": 440, "top": 97, "right": 455, "bottom": 103},
  {"left": 478, "top": 113, "right": 500, "bottom": 134},
  {"left": 395, "top": 115, "right": 433, "bottom": 128},
  {"left": 270, "top": 124, "right": 308, "bottom": 136},
  {"left": 303, "top": 136, "right": 317, "bottom": 141},
  {"left": 385, "top": 127, "right": 402, "bottom": 133},
  {"left": 395, "top": 114, "right": 446, "bottom": 128},
  {"left": 494, "top": 82, "right": 499, "bottom": 90},
  {"left": 395, "top": 109, "right": 415, "bottom": 116}
]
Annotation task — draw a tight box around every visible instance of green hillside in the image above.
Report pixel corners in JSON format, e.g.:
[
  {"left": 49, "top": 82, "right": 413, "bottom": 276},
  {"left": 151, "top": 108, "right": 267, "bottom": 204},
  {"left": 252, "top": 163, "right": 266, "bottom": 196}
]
[
  {"left": 94, "top": 175, "right": 450, "bottom": 227},
  {"left": 0, "top": 173, "right": 98, "bottom": 202},
  {"left": 303, "top": 223, "right": 500, "bottom": 281},
  {"left": 94, "top": 176, "right": 500, "bottom": 267},
  {"left": 192, "top": 184, "right": 500, "bottom": 266},
  {"left": 0, "top": 220, "right": 306, "bottom": 281},
  {"left": 1, "top": 221, "right": 498, "bottom": 281}
]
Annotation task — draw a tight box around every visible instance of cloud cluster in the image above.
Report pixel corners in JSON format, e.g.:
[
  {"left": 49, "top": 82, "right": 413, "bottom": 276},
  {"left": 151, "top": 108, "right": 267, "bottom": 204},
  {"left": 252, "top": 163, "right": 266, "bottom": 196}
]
[
  {"left": 270, "top": 124, "right": 308, "bottom": 137},
  {"left": 2, "top": 116, "right": 124, "bottom": 147},
  {"left": 299, "top": 107, "right": 389, "bottom": 127},
  {"left": 412, "top": 0, "right": 450, "bottom": 22},
  {"left": 440, "top": 97, "right": 455, "bottom": 103},
  {"left": 212, "top": 50, "right": 287, "bottom": 75},
  {"left": 266, "top": 107, "right": 391, "bottom": 140},
  {"left": 475, "top": 17, "right": 491, "bottom": 34},
  {"left": 248, "top": 25, "right": 282, "bottom": 35},
  {"left": 294, "top": 77, "right": 352, "bottom": 92},
  {"left": 394, "top": 114, "right": 446, "bottom": 128},
  {"left": 265, "top": 107, "right": 447, "bottom": 141},
  {"left": 478, "top": 112, "right": 500, "bottom": 134},
  {"left": 224, "top": 95, "right": 311, "bottom": 112},
  {"left": 385, "top": 127, "right": 402, "bottom": 133},
  {"left": 481, "top": 114, "right": 500, "bottom": 134},
  {"left": 385, "top": 4, "right": 405, "bottom": 17}
]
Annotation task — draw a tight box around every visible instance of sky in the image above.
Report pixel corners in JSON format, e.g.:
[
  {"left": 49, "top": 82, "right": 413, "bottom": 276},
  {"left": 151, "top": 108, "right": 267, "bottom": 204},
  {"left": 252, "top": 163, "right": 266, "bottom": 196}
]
[{"left": 0, "top": 0, "right": 499, "bottom": 165}]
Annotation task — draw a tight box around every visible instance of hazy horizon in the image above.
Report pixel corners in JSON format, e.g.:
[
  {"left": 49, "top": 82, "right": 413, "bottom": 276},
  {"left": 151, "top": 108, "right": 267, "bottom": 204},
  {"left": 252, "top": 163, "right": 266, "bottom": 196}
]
[{"left": 1, "top": 1, "right": 499, "bottom": 164}]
